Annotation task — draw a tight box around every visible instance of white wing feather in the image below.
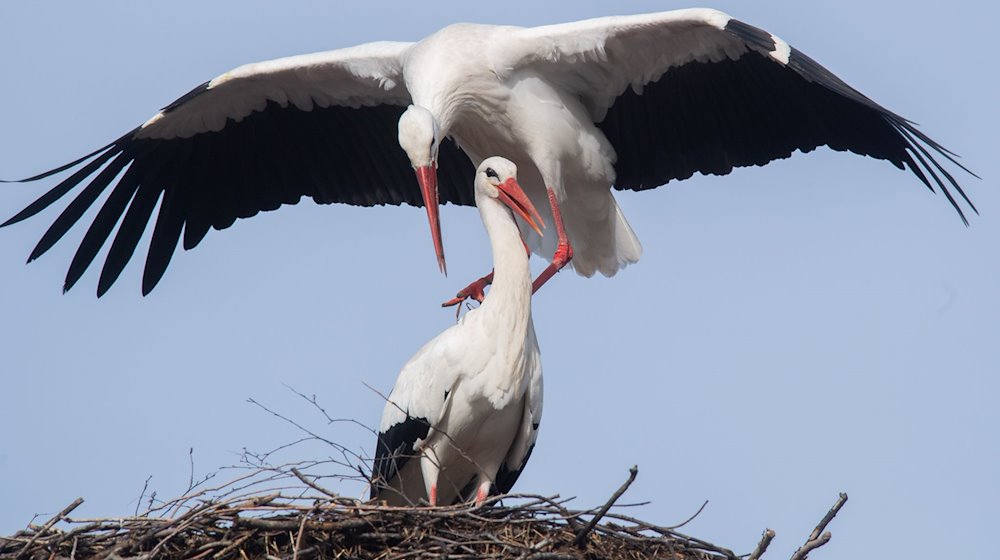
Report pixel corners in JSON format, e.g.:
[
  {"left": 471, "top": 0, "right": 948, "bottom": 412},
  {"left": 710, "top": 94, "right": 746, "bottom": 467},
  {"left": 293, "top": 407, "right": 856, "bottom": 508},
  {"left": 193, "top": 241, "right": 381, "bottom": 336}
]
[
  {"left": 379, "top": 314, "right": 487, "bottom": 436},
  {"left": 502, "top": 319, "right": 543, "bottom": 475},
  {"left": 137, "top": 41, "right": 413, "bottom": 140},
  {"left": 495, "top": 8, "right": 745, "bottom": 121}
]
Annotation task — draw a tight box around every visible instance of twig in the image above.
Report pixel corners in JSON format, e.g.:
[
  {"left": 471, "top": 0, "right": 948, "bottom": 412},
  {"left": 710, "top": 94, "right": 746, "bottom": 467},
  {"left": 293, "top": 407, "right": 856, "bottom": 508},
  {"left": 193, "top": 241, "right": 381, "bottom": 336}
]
[
  {"left": 290, "top": 468, "right": 341, "bottom": 500},
  {"left": 748, "top": 529, "right": 775, "bottom": 560},
  {"left": 789, "top": 493, "right": 848, "bottom": 560},
  {"left": 283, "top": 384, "right": 377, "bottom": 436},
  {"left": 15, "top": 497, "right": 84, "bottom": 560},
  {"left": 246, "top": 398, "right": 344, "bottom": 452},
  {"left": 187, "top": 448, "right": 196, "bottom": 493},
  {"left": 135, "top": 475, "right": 153, "bottom": 517},
  {"left": 596, "top": 511, "right": 739, "bottom": 559},
  {"left": 573, "top": 465, "right": 638, "bottom": 548},
  {"left": 666, "top": 500, "right": 709, "bottom": 530}
]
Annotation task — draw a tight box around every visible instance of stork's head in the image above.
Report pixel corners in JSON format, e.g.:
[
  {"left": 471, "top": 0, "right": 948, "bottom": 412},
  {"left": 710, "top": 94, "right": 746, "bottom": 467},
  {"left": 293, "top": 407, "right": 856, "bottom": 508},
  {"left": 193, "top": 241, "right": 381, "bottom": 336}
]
[
  {"left": 398, "top": 105, "right": 446, "bottom": 273},
  {"left": 476, "top": 157, "right": 544, "bottom": 237}
]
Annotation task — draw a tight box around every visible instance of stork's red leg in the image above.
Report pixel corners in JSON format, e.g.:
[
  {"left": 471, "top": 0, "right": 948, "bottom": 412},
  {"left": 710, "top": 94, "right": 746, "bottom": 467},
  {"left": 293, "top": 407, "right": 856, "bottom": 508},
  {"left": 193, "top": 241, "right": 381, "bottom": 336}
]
[
  {"left": 474, "top": 480, "right": 491, "bottom": 506},
  {"left": 531, "top": 187, "right": 573, "bottom": 294},
  {"left": 442, "top": 270, "right": 494, "bottom": 308}
]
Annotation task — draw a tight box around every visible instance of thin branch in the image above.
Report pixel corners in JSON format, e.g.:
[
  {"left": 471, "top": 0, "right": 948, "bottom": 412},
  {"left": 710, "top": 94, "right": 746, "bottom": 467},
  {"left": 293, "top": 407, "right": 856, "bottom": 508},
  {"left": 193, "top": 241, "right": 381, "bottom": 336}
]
[
  {"left": 666, "top": 500, "right": 709, "bottom": 530},
  {"left": 289, "top": 468, "right": 342, "bottom": 501},
  {"left": 283, "top": 384, "right": 378, "bottom": 437},
  {"left": 187, "top": 448, "right": 195, "bottom": 493},
  {"left": 15, "top": 497, "right": 84, "bottom": 560},
  {"left": 134, "top": 475, "right": 153, "bottom": 517},
  {"left": 573, "top": 465, "right": 638, "bottom": 548}
]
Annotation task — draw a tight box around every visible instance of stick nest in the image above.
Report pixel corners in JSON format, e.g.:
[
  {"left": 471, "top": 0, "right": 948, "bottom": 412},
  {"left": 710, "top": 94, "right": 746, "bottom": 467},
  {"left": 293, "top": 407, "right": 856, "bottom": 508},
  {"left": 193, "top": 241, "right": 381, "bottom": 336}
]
[
  {"left": 1, "top": 392, "right": 848, "bottom": 560},
  {"left": 1, "top": 491, "right": 737, "bottom": 560}
]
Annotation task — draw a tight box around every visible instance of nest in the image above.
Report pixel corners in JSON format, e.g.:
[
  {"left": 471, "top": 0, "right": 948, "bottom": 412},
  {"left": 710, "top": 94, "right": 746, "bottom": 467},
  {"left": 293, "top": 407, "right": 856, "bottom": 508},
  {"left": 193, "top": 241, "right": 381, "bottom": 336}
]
[
  {"left": 1, "top": 395, "right": 847, "bottom": 560},
  {"left": 0, "top": 466, "right": 847, "bottom": 560},
  {"left": 2, "top": 493, "right": 729, "bottom": 560}
]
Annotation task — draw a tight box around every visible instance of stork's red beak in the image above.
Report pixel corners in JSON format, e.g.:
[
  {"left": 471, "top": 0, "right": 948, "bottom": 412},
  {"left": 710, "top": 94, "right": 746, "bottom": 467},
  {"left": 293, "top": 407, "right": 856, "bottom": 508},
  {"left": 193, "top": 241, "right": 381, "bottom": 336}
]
[
  {"left": 415, "top": 165, "right": 446, "bottom": 275},
  {"left": 496, "top": 177, "right": 545, "bottom": 236}
]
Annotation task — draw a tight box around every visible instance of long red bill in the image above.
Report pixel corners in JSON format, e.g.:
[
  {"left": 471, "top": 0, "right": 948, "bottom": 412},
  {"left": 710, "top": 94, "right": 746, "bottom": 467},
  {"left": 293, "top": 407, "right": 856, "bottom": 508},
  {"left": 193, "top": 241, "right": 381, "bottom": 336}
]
[
  {"left": 496, "top": 177, "right": 545, "bottom": 236},
  {"left": 415, "top": 165, "right": 446, "bottom": 275}
]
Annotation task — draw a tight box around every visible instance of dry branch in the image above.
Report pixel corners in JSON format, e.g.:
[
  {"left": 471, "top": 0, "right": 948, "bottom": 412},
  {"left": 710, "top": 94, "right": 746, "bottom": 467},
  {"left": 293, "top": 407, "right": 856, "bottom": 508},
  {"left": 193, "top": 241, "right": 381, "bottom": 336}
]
[
  {"left": 573, "top": 465, "right": 637, "bottom": 547},
  {"left": 13, "top": 497, "right": 83, "bottom": 560},
  {"left": 789, "top": 493, "right": 848, "bottom": 560},
  {"left": 748, "top": 528, "right": 775, "bottom": 560}
]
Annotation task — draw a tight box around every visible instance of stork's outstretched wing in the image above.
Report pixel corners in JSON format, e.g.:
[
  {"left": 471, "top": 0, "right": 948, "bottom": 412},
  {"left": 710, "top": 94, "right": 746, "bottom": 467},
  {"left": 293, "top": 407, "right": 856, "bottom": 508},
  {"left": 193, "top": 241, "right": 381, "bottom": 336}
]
[
  {"left": 501, "top": 8, "right": 975, "bottom": 220},
  {"left": 4, "top": 41, "right": 476, "bottom": 296}
]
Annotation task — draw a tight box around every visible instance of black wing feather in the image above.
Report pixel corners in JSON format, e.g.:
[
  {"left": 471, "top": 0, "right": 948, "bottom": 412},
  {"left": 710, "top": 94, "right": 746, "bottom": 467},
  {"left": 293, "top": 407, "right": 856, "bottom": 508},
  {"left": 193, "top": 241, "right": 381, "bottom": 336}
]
[
  {"left": 29, "top": 153, "right": 134, "bottom": 264},
  {"left": 143, "top": 173, "right": 188, "bottom": 296},
  {"left": 98, "top": 181, "right": 164, "bottom": 297},
  {"left": 5, "top": 99, "right": 475, "bottom": 295},
  {"left": 370, "top": 415, "right": 431, "bottom": 500},
  {"left": 599, "top": 18, "right": 975, "bottom": 222},
  {"left": 493, "top": 444, "right": 536, "bottom": 496},
  {"left": 2, "top": 147, "right": 119, "bottom": 228},
  {"left": 63, "top": 156, "right": 147, "bottom": 292}
]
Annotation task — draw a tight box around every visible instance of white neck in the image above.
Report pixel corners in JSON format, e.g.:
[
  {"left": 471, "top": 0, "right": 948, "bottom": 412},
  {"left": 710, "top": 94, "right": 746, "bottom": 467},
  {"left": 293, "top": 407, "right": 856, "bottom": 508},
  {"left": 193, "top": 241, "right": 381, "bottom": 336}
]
[{"left": 476, "top": 195, "right": 532, "bottom": 324}]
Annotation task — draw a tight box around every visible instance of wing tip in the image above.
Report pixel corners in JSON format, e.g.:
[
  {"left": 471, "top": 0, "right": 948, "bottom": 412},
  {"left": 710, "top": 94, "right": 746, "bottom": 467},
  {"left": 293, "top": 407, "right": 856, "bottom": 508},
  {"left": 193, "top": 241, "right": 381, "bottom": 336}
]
[
  {"left": 892, "top": 122, "right": 978, "bottom": 225},
  {"left": 141, "top": 276, "right": 158, "bottom": 297},
  {"left": 1, "top": 141, "right": 121, "bottom": 184}
]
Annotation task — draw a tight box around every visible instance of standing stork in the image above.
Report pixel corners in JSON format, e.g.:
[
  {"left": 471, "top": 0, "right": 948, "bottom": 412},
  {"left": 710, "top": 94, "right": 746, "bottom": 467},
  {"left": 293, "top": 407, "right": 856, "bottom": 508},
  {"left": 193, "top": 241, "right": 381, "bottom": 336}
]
[
  {"left": 371, "top": 157, "right": 544, "bottom": 506},
  {"left": 2, "top": 8, "right": 975, "bottom": 297}
]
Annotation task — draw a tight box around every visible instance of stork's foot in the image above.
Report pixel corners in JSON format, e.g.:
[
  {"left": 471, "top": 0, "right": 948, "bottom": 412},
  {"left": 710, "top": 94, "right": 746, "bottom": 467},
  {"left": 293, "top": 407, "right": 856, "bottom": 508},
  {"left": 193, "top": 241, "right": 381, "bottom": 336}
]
[
  {"left": 441, "top": 272, "right": 494, "bottom": 308},
  {"left": 531, "top": 240, "right": 573, "bottom": 294},
  {"left": 554, "top": 240, "right": 573, "bottom": 268}
]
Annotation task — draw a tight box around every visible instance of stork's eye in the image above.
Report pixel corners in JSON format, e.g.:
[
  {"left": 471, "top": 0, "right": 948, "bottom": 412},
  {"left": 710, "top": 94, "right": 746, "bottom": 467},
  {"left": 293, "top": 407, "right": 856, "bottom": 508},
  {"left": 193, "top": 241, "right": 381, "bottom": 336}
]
[{"left": 485, "top": 168, "right": 498, "bottom": 179}]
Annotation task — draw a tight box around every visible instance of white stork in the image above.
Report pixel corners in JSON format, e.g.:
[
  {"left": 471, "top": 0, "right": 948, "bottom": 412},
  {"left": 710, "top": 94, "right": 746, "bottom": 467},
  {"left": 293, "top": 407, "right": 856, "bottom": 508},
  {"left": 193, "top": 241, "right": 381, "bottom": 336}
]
[
  {"left": 2, "top": 8, "right": 975, "bottom": 297},
  {"left": 370, "top": 157, "right": 543, "bottom": 506}
]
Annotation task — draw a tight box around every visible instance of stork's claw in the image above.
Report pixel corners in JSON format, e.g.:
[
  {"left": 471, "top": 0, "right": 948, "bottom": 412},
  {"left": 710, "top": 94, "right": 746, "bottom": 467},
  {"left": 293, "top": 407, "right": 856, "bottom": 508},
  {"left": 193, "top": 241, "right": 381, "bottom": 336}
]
[
  {"left": 441, "top": 271, "right": 494, "bottom": 308},
  {"left": 441, "top": 280, "right": 487, "bottom": 308}
]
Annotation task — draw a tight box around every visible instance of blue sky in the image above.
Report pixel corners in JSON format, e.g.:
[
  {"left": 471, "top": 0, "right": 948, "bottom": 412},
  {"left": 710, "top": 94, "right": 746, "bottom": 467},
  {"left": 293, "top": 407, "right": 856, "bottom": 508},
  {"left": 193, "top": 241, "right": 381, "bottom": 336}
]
[{"left": 1, "top": 1, "right": 996, "bottom": 558}]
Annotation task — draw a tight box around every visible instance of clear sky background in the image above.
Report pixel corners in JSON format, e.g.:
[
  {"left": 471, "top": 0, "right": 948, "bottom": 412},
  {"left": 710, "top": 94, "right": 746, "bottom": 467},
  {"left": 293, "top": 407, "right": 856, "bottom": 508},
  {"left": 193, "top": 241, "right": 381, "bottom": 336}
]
[{"left": 1, "top": 1, "right": 996, "bottom": 558}]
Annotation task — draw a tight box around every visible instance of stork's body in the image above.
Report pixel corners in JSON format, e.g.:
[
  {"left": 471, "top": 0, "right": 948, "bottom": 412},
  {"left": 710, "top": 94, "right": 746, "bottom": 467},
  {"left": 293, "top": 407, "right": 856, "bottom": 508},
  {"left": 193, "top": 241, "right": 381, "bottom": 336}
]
[
  {"left": 2, "top": 9, "right": 974, "bottom": 296},
  {"left": 400, "top": 23, "right": 639, "bottom": 288},
  {"left": 371, "top": 158, "right": 543, "bottom": 506}
]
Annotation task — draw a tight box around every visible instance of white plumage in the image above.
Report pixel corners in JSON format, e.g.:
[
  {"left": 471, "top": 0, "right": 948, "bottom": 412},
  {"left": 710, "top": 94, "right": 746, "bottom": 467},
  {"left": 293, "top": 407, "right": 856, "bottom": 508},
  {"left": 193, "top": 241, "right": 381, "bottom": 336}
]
[
  {"left": 3, "top": 8, "right": 973, "bottom": 296},
  {"left": 371, "top": 157, "right": 543, "bottom": 506}
]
